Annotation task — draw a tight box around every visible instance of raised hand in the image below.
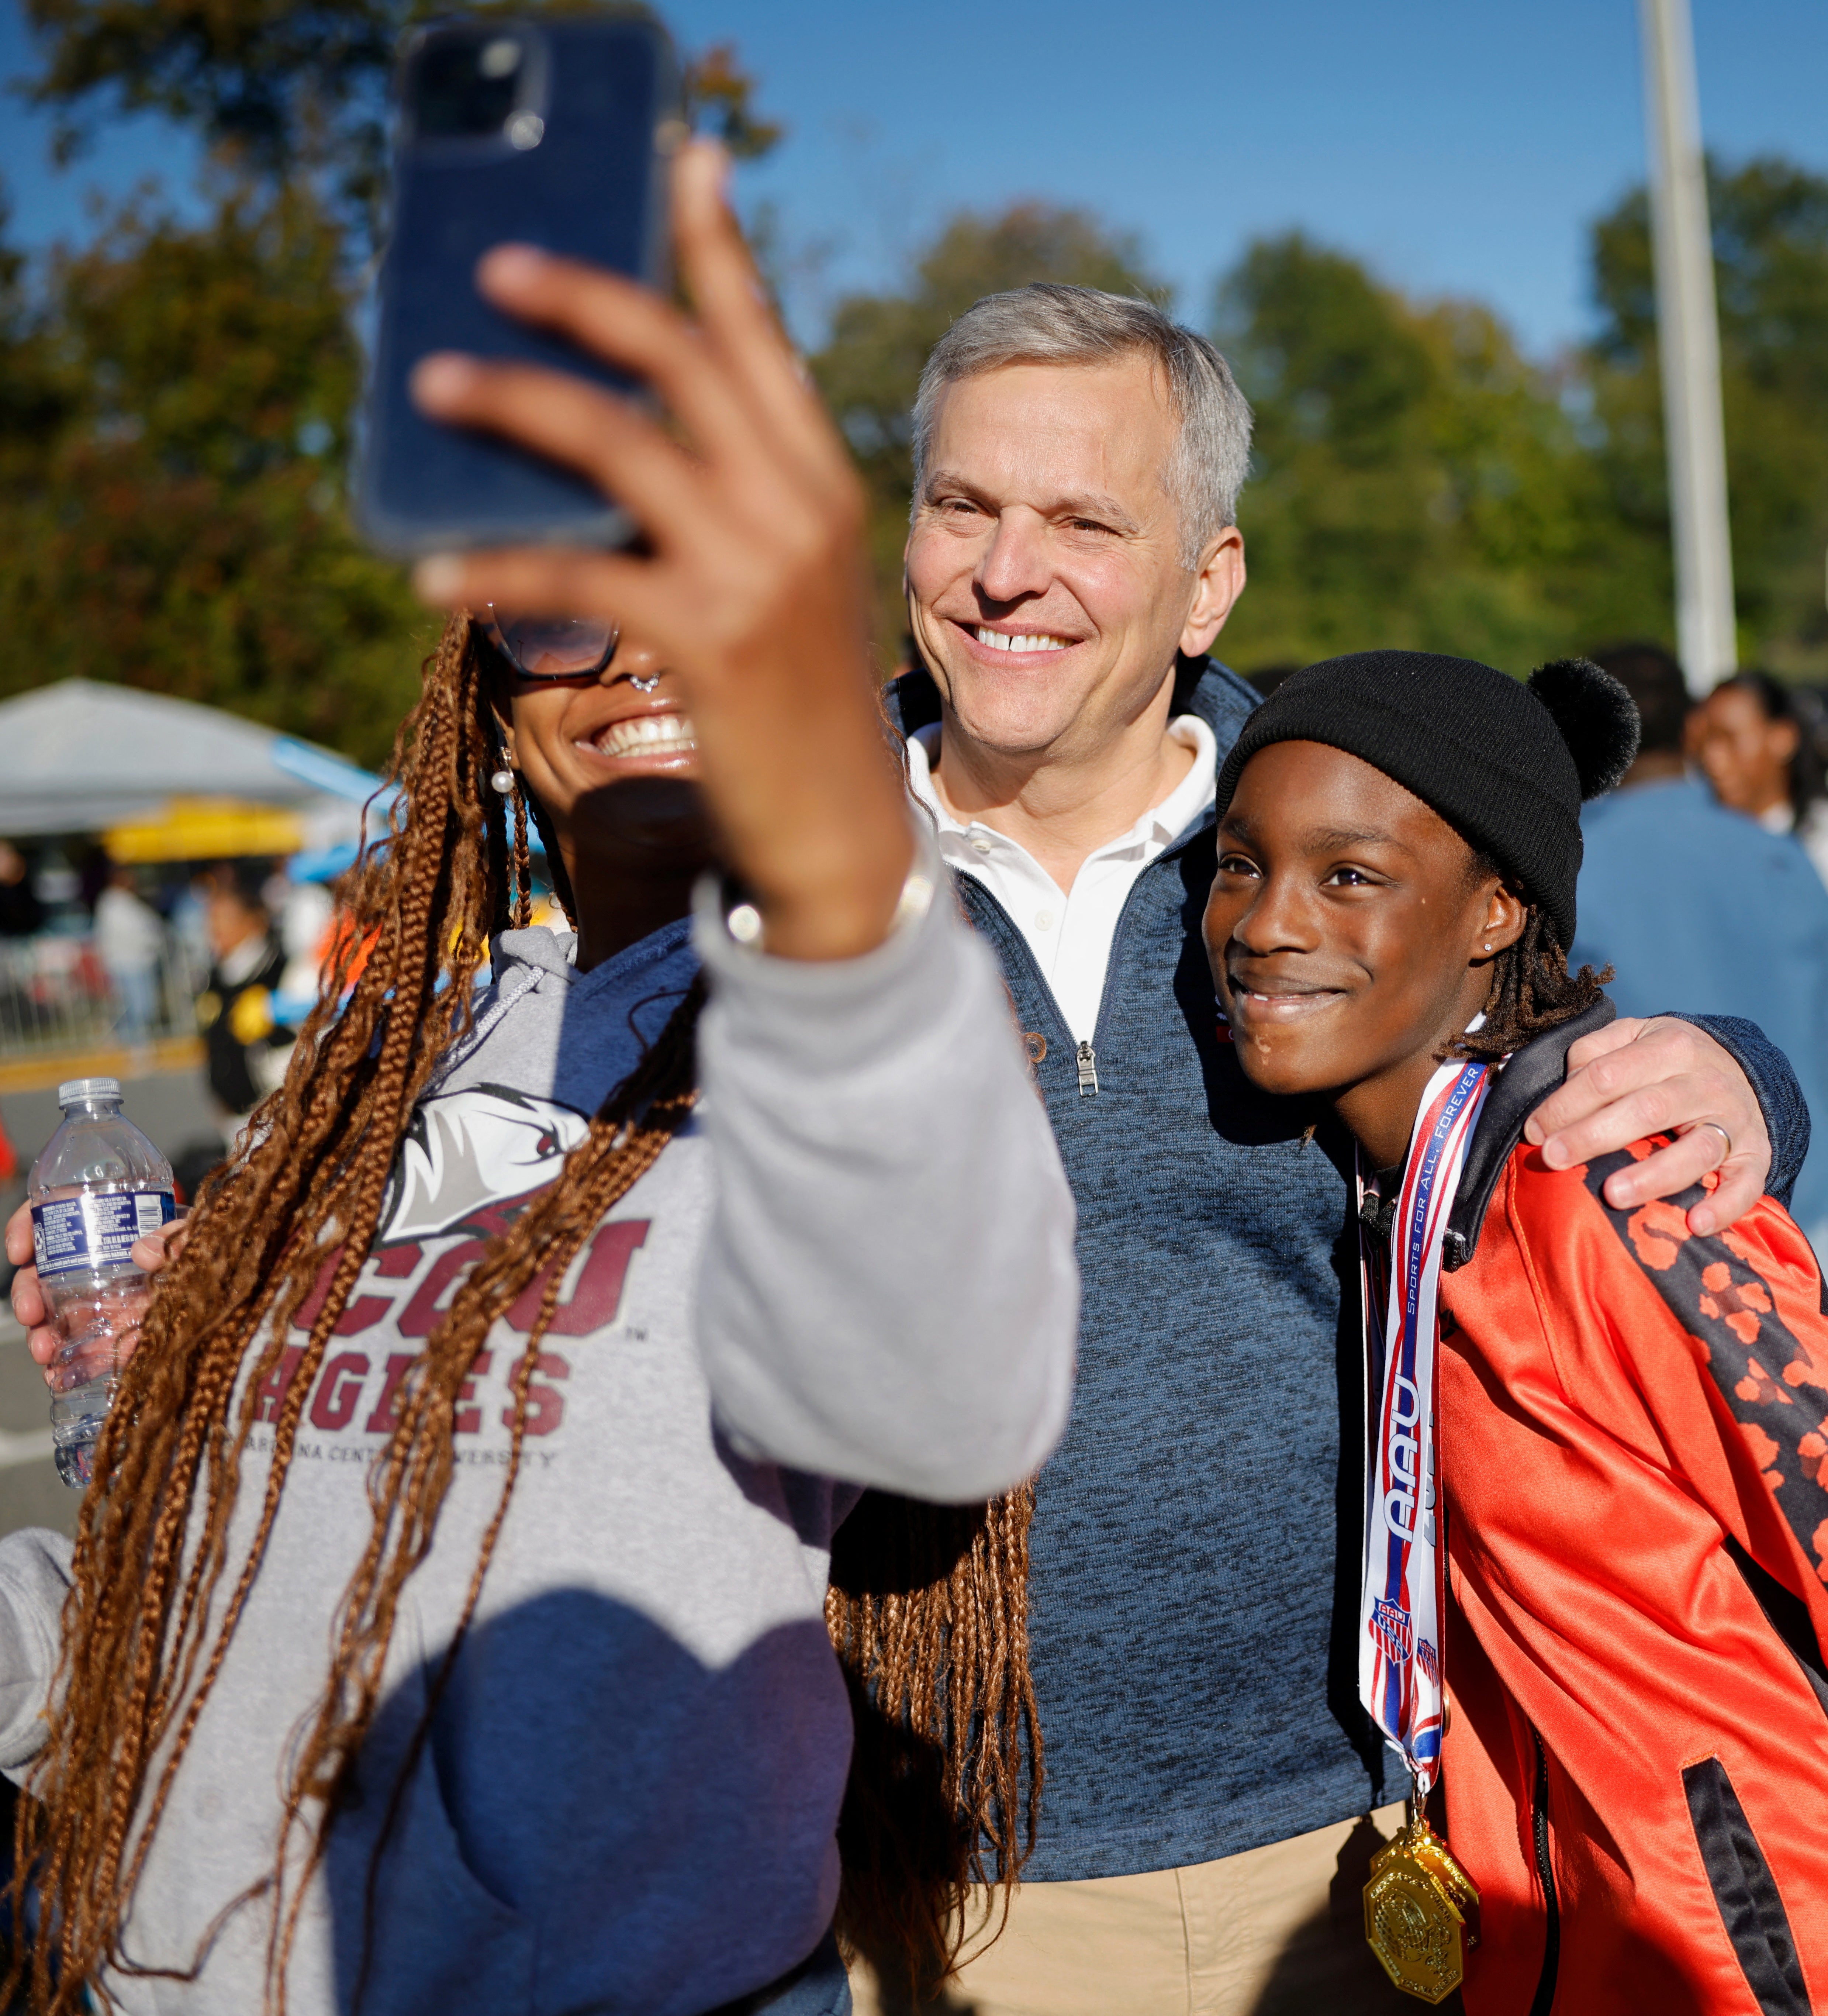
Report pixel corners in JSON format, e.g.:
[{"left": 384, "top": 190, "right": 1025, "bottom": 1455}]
[{"left": 409, "top": 139, "right": 913, "bottom": 963}]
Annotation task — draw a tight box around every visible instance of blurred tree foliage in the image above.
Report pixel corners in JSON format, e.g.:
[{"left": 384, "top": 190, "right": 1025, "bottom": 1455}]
[
  {"left": 8, "top": 0, "right": 1828, "bottom": 738},
  {"left": 24, "top": 0, "right": 400, "bottom": 224},
  {"left": 1585, "top": 157, "right": 1828, "bottom": 678},
  {"left": 817, "top": 160, "right": 1828, "bottom": 682},
  {"left": 2, "top": 4, "right": 781, "bottom": 762},
  {"left": 24, "top": 0, "right": 776, "bottom": 235},
  {"left": 1209, "top": 233, "right": 1644, "bottom": 673},
  {"left": 811, "top": 205, "right": 1165, "bottom": 653},
  {"left": 0, "top": 180, "right": 429, "bottom": 764}
]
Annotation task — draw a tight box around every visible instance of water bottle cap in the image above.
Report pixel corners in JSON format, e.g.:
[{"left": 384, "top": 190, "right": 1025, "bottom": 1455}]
[{"left": 57, "top": 1077, "right": 122, "bottom": 1107}]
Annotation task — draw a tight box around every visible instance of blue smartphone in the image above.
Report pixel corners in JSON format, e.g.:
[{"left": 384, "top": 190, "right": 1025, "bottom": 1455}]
[{"left": 356, "top": 11, "right": 682, "bottom": 557}]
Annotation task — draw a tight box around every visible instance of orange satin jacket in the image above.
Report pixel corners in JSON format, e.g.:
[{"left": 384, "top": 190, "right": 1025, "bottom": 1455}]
[{"left": 1434, "top": 1037, "right": 1828, "bottom": 2016}]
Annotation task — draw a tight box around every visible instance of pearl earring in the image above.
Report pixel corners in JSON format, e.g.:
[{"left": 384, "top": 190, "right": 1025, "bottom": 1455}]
[{"left": 490, "top": 769, "right": 515, "bottom": 795}]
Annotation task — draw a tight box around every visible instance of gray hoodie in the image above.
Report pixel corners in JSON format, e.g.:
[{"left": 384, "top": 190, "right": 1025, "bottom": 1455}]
[{"left": 0, "top": 875, "right": 1077, "bottom": 2014}]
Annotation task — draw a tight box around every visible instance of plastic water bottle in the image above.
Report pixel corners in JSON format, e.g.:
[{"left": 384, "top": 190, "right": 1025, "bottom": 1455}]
[{"left": 27, "top": 1079, "right": 175, "bottom": 1489}]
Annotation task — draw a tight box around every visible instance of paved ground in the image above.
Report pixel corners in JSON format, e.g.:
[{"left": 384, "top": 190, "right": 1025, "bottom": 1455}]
[
  {"left": 0, "top": 1063, "right": 218, "bottom": 1544},
  {"left": 1, "top": 1056, "right": 218, "bottom": 1186},
  {"left": 0, "top": 1312, "right": 78, "bottom": 1541}
]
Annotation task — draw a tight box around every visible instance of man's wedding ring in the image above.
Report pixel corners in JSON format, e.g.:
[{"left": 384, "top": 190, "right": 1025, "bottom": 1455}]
[{"left": 1696, "top": 1120, "right": 1734, "bottom": 1165}]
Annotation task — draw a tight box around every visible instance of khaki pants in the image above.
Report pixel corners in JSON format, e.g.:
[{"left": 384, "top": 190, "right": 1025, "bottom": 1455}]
[{"left": 849, "top": 1803, "right": 1462, "bottom": 2016}]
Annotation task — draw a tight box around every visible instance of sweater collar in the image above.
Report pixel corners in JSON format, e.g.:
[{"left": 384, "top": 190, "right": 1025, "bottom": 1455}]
[
  {"left": 885, "top": 653, "right": 1252, "bottom": 855},
  {"left": 884, "top": 652, "right": 1250, "bottom": 744}
]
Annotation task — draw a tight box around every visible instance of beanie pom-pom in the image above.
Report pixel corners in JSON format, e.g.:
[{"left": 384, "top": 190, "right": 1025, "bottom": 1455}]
[{"left": 1528, "top": 658, "right": 1640, "bottom": 800}]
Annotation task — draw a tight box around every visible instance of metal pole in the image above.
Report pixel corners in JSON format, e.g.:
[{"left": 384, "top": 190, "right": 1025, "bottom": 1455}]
[{"left": 1639, "top": 0, "right": 1736, "bottom": 694}]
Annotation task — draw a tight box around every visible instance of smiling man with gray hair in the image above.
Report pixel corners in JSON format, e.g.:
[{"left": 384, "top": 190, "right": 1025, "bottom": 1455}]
[{"left": 840, "top": 281, "right": 1805, "bottom": 2015}]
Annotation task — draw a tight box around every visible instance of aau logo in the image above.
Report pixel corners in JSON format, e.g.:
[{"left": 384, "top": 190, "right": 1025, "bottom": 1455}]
[{"left": 1371, "top": 1598, "right": 1413, "bottom": 1665}]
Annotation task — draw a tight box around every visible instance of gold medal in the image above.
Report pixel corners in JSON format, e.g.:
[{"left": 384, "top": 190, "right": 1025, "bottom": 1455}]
[{"left": 1364, "top": 1813, "right": 1481, "bottom": 2003}]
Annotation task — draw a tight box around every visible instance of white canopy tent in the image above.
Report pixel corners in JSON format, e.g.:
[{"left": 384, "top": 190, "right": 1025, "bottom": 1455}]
[{"left": 0, "top": 679, "right": 383, "bottom": 840}]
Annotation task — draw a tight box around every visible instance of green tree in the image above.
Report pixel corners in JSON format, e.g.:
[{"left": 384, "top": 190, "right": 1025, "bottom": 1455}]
[
  {"left": 0, "top": 189, "right": 75, "bottom": 487},
  {"left": 1586, "top": 156, "right": 1828, "bottom": 678},
  {"left": 1210, "top": 232, "right": 1647, "bottom": 676},
  {"left": 811, "top": 204, "right": 1165, "bottom": 650},
  {"left": 24, "top": 0, "right": 783, "bottom": 234},
  {"left": 3, "top": 6, "right": 782, "bottom": 762},
  {"left": 0, "top": 182, "right": 429, "bottom": 764}
]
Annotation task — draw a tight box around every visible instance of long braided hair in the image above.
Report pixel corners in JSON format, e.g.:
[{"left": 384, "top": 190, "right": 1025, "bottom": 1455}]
[
  {"left": 825, "top": 757, "right": 1046, "bottom": 2000},
  {"left": 826, "top": 1487, "right": 1041, "bottom": 1997},
  {"left": 821, "top": 690, "right": 1045, "bottom": 1998},
  {"left": 10, "top": 612, "right": 702, "bottom": 2013}
]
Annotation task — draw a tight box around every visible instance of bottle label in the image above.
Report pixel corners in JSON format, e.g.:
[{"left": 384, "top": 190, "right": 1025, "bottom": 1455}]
[{"left": 31, "top": 1190, "right": 176, "bottom": 1280}]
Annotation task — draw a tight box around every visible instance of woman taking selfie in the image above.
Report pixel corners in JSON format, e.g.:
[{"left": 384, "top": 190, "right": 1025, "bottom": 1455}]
[
  {"left": 1204, "top": 650, "right": 1828, "bottom": 2013},
  {"left": 1, "top": 141, "right": 1077, "bottom": 2016}
]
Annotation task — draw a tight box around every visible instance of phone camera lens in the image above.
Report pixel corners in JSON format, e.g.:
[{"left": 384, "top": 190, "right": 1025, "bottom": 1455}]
[{"left": 411, "top": 31, "right": 536, "bottom": 142}]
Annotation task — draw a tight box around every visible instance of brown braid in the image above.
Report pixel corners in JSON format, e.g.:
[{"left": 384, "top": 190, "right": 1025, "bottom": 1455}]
[
  {"left": 822, "top": 680, "right": 1045, "bottom": 1997},
  {"left": 509, "top": 775, "right": 534, "bottom": 930},
  {"left": 826, "top": 1486, "right": 1041, "bottom": 1997},
  {"left": 8, "top": 612, "right": 702, "bottom": 2014}
]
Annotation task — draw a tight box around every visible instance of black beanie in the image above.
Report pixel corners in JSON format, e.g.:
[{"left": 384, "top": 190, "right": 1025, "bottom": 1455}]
[{"left": 1213, "top": 650, "right": 1639, "bottom": 948}]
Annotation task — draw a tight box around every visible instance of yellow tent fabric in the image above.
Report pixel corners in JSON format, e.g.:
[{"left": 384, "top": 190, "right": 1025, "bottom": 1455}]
[{"left": 103, "top": 797, "right": 306, "bottom": 864}]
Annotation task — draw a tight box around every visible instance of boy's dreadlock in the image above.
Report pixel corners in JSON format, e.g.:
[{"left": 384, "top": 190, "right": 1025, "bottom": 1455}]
[{"left": 1452, "top": 847, "right": 1612, "bottom": 1063}]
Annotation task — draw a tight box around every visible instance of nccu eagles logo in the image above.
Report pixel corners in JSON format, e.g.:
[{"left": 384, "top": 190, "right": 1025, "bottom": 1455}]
[
  {"left": 381, "top": 1084, "right": 590, "bottom": 1241},
  {"left": 1371, "top": 1598, "right": 1414, "bottom": 1665}
]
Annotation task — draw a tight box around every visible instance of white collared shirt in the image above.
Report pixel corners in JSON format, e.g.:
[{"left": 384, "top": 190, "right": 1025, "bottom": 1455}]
[{"left": 906, "top": 715, "right": 1218, "bottom": 1043}]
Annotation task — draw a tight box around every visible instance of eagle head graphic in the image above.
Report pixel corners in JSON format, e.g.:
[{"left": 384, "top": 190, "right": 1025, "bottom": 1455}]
[{"left": 381, "top": 1084, "right": 590, "bottom": 1242}]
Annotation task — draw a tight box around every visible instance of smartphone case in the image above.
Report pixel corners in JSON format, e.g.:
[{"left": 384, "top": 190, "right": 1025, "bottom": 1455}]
[{"left": 357, "top": 14, "right": 680, "bottom": 556}]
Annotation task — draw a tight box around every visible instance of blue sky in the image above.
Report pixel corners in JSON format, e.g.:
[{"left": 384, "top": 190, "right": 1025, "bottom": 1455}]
[{"left": 4, "top": 0, "right": 1825, "bottom": 357}]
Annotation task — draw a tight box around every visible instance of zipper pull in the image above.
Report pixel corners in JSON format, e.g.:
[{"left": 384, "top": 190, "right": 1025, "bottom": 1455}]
[{"left": 1076, "top": 1040, "right": 1099, "bottom": 1097}]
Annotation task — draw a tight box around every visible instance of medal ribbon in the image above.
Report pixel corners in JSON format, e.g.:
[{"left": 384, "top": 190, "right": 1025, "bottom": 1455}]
[{"left": 1358, "top": 1054, "right": 1490, "bottom": 1798}]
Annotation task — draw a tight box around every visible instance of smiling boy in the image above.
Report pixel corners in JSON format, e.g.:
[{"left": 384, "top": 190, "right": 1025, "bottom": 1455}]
[{"left": 1204, "top": 650, "right": 1828, "bottom": 2014}]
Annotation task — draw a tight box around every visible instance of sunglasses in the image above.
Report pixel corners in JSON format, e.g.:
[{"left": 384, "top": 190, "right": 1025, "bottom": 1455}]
[{"left": 484, "top": 608, "right": 621, "bottom": 681}]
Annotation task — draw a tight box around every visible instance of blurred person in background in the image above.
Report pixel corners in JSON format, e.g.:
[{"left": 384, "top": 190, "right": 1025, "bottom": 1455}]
[
  {"left": 169, "top": 866, "right": 215, "bottom": 987},
  {"left": 0, "top": 843, "right": 45, "bottom": 1063},
  {"left": 0, "top": 843, "right": 44, "bottom": 939},
  {"left": 31, "top": 851, "right": 81, "bottom": 924},
  {"left": 267, "top": 862, "right": 338, "bottom": 1029},
  {"left": 1573, "top": 642, "right": 1828, "bottom": 1243},
  {"left": 1694, "top": 669, "right": 1828, "bottom": 890},
  {"left": 196, "top": 862, "right": 292, "bottom": 1139},
  {"left": 92, "top": 862, "right": 165, "bottom": 1045}
]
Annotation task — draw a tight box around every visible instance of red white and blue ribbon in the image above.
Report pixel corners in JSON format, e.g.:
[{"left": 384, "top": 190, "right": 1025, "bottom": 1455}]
[{"left": 1358, "top": 1054, "right": 1491, "bottom": 1797}]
